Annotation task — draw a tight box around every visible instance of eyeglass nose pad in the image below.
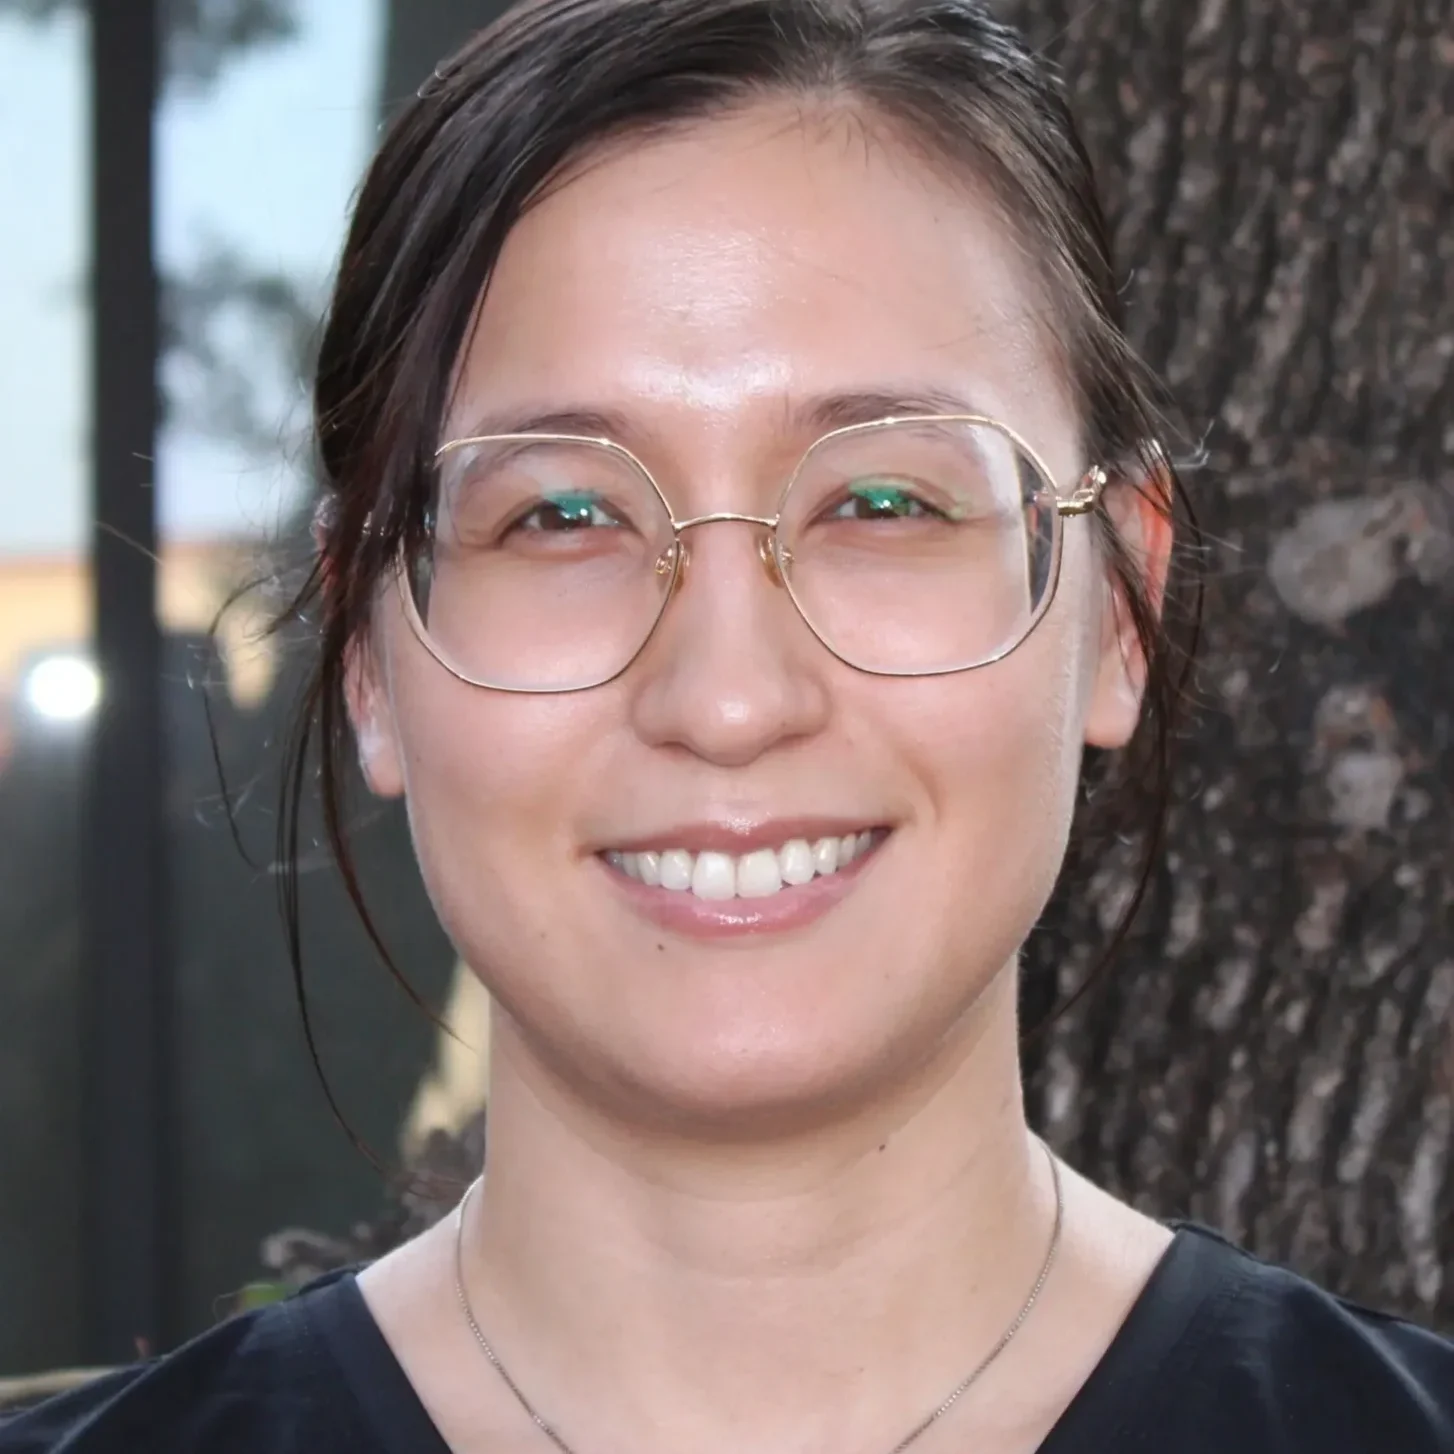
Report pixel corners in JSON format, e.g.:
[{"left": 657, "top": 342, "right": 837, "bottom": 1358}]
[
  {"left": 656, "top": 539, "right": 687, "bottom": 594},
  {"left": 758, "top": 532, "right": 790, "bottom": 588}
]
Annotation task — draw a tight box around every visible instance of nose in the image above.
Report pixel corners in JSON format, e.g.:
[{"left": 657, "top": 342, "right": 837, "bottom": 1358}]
[{"left": 627, "top": 519, "right": 831, "bottom": 768}]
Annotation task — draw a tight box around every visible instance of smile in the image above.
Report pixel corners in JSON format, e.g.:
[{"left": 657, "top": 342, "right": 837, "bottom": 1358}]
[{"left": 602, "top": 830, "right": 885, "bottom": 903}]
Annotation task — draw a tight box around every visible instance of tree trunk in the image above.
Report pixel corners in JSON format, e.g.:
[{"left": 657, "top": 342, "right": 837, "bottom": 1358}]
[{"left": 1005, "top": 0, "right": 1454, "bottom": 1329}]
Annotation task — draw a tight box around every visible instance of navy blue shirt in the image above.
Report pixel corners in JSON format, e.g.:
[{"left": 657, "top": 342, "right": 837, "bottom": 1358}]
[{"left": 3, "top": 1225, "right": 1452, "bottom": 1451}]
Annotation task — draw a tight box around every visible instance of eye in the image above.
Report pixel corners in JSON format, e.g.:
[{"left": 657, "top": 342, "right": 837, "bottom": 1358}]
[
  {"left": 512, "top": 490, "right": 625, "bottom": 533},
  {"left": 824, "top": 478, "right": 946, "bottom": 522}
]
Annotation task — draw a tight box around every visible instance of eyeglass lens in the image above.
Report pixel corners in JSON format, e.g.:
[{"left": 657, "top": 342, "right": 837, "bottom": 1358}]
[{"left": 410, "top": 419, "right": 1061, "bottom": 691}]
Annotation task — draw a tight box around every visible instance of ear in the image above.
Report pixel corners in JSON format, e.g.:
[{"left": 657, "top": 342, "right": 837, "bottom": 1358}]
[
  {"left": 1082, "top": 454, "right": 1174, "bottom": 751},
  {"left": 318, "top": 495, "right": 407, "bottom": 799},
  {"left": 344, "top": 634, "right": 406, "bottom": 799}
]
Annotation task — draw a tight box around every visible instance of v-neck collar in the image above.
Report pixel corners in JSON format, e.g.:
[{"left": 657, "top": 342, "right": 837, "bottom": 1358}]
[{"left": 303, "top": 1225, "right": 1243, "bottom": 1454}]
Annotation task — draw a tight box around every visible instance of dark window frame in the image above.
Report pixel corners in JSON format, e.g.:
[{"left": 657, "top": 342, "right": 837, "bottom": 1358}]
[{"left": 83, "top": 0, "right": 174, "bottom": 1362}]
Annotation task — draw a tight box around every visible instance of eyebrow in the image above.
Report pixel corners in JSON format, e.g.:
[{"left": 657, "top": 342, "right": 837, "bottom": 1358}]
[{"left": 444, "top": 385, "right": 990, "bottom": 446}]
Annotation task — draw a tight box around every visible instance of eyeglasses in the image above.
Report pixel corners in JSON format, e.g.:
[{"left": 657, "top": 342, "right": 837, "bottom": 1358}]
[{"left": 398, "top": 414, "right": 1106, "bottom": 693}]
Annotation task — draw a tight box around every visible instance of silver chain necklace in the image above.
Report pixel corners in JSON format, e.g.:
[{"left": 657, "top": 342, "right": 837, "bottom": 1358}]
[{"left": 453, "top": 1140, "right": 1063, "bottom": 1454}]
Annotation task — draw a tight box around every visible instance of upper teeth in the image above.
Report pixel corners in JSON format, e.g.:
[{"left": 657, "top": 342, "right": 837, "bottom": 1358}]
[{"left": 606, "top": 832, "right": 876, "bottom": 901}]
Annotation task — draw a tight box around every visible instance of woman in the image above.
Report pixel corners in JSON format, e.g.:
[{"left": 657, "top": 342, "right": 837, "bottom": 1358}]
[{"left": 6, "top": 1, "right": 1451, "bottom": 1450}]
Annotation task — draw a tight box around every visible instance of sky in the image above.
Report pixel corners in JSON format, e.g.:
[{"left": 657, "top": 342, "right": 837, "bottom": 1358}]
[{"left": 0, "top": 2, "right": 385, "bottom": 558}]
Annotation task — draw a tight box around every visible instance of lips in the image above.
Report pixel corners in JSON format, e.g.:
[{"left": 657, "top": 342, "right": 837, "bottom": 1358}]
[{"left": 602, "top": 829, "right": 885, "bottom": 902}]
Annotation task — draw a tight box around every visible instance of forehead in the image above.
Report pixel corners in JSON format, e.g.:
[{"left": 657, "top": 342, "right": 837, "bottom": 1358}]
[{"left": 450, "top": 101, "right": 1075, "bottom": 468}]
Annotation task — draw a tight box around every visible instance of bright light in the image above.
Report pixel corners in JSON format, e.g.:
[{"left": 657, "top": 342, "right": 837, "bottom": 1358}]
[{"left": 23, "top": 654, "right": 102, "bottom": 722}]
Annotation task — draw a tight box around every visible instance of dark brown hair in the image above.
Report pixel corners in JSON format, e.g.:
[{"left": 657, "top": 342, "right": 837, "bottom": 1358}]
[{"left": 280, "top": 0, "right": 1202, "bottom": 1127}]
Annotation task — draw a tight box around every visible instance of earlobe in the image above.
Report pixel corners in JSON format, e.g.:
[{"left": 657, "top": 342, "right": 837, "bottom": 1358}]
[
  {"left": 345, "top": 638, "right": 407, "bottom": 798},
  {"left": 1082, "top": 456, "right": 1174, "bottom": 751}
]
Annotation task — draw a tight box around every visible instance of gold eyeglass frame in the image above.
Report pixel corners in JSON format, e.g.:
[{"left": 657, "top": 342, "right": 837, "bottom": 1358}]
[{"left": 397, "top": 413, "right": 1107, "bottom": 694}]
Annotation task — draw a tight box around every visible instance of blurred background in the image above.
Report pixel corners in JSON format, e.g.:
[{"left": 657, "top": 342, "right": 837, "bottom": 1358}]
[
  {"left": 0, "top": 0, "right": 1451, "bottom": 1379},
  {"left": 0, "top": 0, "right": 499, "bottom": 1377}
]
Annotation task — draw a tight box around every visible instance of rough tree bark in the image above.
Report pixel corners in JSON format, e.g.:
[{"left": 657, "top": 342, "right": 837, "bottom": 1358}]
[{"left": 1005, "top": 0, "right": 1454, "bottom": 1328}]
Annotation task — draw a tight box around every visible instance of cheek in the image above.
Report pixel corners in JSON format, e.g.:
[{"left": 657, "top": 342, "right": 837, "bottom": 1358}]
[
  {"left": 924, "top": 626, "right": 1084, "bottom": 804},
  {"left": 890, "top": 603, "right": 1091, "bottom": 936},
  {"left": 384, "top": 651, "right": 610, "bottom": 957}
]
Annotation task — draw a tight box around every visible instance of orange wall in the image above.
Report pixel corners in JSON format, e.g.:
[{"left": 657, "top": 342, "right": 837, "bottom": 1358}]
[{"left": 0, "top": 542, "right": 277, "bottom": 708}]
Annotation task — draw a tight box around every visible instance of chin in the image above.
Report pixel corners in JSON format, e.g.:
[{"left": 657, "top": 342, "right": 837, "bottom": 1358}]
[
  {"left": 558, "top": 988, "right": 965, "bottom": 1139},
  {"left": 479, "top": 877, "right": 1024, "bottom": 1135}
]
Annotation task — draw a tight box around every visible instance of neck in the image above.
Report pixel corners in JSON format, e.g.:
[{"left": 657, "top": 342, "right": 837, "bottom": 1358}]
[{"left": 463, "top": 970, "right": 1059, "bottom": 1454}]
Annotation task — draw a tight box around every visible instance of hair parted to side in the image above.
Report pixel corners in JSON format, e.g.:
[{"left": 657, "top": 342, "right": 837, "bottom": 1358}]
[{"left": 280, "top": 0, "right": 1202, "bottom": 1133}]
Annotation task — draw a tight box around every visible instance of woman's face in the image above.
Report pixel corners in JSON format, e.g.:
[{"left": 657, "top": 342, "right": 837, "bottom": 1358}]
[{"left": 353, "top": 102, "right": 1147, "bottom": 1131}]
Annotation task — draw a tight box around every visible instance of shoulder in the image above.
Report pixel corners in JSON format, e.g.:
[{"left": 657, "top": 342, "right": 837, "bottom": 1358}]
[
  {"left": 0, "top": 1274, "right": 373, "bottom": 1454},
  {"left": 1142, "top": 1225, "right": 1454, "bottom": 1449}
]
